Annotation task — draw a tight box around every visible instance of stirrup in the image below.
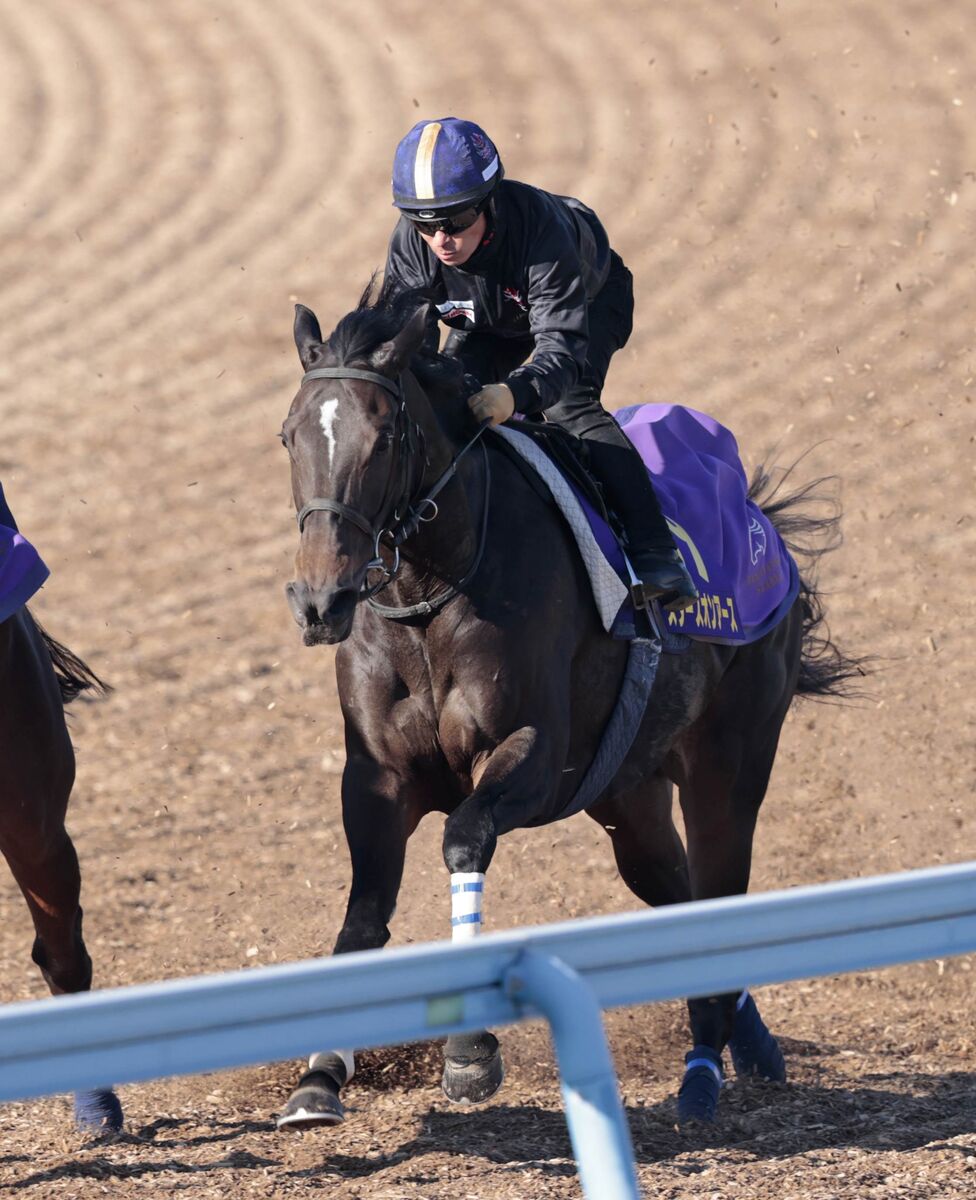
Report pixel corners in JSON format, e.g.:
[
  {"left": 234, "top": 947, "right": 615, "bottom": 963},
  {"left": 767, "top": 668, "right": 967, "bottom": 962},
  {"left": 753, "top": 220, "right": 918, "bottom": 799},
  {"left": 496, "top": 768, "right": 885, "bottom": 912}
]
[
  {"left": 629, "top": 580, "right": 696, "bottom": 615},
  {"left": 628, "top": 549, "right": 699, "bottom": 615},
  {"left": 629, "top": 580, "right": 655, "bottom": 612}
]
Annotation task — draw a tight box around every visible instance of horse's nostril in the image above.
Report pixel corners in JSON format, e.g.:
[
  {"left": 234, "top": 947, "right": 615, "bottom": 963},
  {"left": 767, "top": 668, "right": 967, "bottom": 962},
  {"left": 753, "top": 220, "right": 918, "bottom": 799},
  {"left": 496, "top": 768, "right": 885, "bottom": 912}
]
[
  {"left": 286, "top": 580, "right": 358, "bottom": 629},
  {"left": 285, "top": 581, "right": 308, "bottom": 627}
]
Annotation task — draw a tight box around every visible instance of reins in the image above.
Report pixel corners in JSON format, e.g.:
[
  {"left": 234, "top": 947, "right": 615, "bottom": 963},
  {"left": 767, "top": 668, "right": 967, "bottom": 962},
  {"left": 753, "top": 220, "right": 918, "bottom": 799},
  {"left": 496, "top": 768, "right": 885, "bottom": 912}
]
[
  {"left": 368, "top": 440, "right": 491, "bottom": 620},
  {"left": 295, "top": 366, "right": 491, "bottom": 617}
]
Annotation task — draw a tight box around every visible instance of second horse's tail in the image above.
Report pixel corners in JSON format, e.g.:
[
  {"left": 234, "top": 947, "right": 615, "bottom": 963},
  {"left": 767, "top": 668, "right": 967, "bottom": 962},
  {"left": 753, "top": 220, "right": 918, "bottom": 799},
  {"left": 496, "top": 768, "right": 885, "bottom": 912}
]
[{"left": 31, "top": 614, "right": 110, "bottom": 705}]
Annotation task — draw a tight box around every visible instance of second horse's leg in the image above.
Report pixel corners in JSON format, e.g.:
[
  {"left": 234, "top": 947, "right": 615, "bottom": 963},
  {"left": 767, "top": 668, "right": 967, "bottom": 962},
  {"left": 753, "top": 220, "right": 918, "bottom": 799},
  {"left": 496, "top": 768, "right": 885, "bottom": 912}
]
[
  {"left": 1, "top": 836, "right": 122, "bottom": 1131},
  {"left": 0, "top": 614, "right": 122, "bottom": 1133}
]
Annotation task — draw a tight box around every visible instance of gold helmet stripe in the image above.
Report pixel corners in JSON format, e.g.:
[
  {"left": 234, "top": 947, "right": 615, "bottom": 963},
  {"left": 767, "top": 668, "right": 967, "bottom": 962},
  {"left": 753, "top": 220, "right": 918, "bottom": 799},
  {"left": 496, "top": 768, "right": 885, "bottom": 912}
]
[{"left": 414, "top": 122, "right": 442, "bottom": 200}]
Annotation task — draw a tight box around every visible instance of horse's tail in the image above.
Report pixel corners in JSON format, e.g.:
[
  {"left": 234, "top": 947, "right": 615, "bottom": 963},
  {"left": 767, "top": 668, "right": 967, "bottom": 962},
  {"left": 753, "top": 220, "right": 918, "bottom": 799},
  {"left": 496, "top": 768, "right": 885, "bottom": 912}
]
[
  {"left": 748, "top": 458, "right": 870, "bottom": 700},
  {"left": 31, "top": 614, "right": 110, "bottom": 705}
]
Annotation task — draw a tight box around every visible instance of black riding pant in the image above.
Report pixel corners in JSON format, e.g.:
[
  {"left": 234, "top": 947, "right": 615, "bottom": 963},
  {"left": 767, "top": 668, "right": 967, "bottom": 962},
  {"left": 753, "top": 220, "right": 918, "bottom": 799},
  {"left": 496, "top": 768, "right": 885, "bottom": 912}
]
[{"left": 444, "top": 251, "right": 675, "bottom": 555}]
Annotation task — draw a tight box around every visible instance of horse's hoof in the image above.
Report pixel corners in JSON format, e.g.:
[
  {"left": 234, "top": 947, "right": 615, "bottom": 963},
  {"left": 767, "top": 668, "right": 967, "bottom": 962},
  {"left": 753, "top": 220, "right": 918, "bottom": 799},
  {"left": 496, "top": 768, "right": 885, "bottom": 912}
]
[
  {"left": 276, "top": 1070, "right": 345, "bottom": 1131},
  {"left": 728, "top": 991, "right": 787, "bottom": 1082},
  {"left": 442, "top": 1051, "right": 504, "bottom": 1104},
  {"left": 677, "top": 1047, "right": 723, "bottom": 1124},
  {"left": 73, "top": 1088, "right": 123, "bottom": 1134}
]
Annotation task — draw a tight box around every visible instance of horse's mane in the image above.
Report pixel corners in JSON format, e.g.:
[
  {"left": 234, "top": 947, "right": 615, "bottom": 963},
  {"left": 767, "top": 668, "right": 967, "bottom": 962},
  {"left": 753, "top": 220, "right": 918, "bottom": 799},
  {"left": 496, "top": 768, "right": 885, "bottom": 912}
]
[{"left": 324, "top": 276, "right": 465, "bottom": 398}]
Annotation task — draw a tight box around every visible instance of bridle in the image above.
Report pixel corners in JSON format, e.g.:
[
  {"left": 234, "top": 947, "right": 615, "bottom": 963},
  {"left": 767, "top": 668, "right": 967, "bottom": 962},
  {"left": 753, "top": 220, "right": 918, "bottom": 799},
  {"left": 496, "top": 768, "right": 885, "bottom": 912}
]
[{"left": 295, "top": 366, "right": 491, "bottom": 618}]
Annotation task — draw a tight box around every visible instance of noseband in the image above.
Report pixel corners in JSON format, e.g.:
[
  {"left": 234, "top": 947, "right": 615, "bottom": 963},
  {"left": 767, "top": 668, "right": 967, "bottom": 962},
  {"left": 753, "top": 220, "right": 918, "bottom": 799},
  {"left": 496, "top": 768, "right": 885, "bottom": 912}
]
[{"left": 295, "top": 366, "right": 490, "bottom": 611}]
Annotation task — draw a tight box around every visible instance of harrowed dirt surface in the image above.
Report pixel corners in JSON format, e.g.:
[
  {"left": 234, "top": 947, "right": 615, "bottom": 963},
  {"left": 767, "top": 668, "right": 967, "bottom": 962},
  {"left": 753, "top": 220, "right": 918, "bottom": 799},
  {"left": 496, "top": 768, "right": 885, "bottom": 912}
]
[{"left": 0, "top": 1, "right": 974, "bottom": 1196}]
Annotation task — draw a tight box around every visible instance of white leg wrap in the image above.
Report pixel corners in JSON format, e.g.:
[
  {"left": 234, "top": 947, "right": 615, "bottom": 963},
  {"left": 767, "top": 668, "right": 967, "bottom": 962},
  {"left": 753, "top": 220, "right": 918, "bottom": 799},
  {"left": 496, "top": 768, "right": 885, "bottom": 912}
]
[
  {"left": 308, "top": 1049, "right": 355, "bottom": 1083},
  {"left": 451, "top": 871, "right": 485, "bottom": 941}
]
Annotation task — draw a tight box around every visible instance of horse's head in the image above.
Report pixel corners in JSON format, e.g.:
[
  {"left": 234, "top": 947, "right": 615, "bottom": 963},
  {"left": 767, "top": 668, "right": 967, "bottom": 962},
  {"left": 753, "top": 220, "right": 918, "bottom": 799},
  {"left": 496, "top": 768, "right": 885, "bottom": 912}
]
[{"left": 282, "top": 296, "right": 430, "bottom": 645}]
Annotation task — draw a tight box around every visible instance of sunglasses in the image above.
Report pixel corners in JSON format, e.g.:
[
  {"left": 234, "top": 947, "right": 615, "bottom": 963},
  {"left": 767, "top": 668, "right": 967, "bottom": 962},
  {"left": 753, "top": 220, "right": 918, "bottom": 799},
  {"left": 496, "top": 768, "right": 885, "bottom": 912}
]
[{"left": 407, "top": 206, "right": 483, "bottom": 237}]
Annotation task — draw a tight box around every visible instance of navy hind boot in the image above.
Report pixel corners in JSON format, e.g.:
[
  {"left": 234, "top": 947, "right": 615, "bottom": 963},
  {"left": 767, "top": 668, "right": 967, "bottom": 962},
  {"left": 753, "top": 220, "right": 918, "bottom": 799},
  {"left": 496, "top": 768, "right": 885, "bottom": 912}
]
[{"left": 727, "top": 990, "right": 786, "bottom": 1081}]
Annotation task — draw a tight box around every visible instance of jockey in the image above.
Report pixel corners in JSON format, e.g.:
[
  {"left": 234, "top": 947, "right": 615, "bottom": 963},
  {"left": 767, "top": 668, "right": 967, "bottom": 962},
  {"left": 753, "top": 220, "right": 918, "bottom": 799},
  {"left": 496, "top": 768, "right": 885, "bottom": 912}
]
[{"left": 384, "top": 117, "right": 698, "bottom": 612}]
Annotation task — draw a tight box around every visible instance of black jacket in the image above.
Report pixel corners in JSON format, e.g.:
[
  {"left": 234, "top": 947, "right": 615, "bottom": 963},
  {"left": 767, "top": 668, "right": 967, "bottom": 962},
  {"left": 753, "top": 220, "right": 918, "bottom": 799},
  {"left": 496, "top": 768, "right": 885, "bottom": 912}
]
[{"left": 384, "top": 179, "right": 611, "bottom": 414}]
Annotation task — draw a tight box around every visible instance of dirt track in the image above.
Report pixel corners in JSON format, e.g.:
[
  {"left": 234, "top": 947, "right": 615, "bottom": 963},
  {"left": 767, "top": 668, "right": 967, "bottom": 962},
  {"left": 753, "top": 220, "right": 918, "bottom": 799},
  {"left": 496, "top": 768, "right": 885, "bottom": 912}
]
[{"left": 1, "top": 1, "right": 974, "bottom": 1196}]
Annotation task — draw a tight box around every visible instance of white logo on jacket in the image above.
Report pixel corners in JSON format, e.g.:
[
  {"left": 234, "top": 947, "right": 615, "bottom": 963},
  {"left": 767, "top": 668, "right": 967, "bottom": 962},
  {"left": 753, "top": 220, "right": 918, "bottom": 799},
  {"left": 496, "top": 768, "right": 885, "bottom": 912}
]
[{"left": 436, "top": 299, "right": 475, "bottom": 323}]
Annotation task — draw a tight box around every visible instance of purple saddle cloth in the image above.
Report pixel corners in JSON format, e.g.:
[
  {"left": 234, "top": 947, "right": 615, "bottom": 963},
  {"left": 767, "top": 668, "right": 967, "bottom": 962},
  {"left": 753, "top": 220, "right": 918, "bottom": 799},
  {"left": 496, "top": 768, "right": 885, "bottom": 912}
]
[
  {"left": 0, "top": 486, "right": 49, "bottom": 623},
  {"left": 0, "top": 528, "right": 49, "bottom": 623},
  {"left": 592, "top": 404, "right": 798, "bottom": 645}
]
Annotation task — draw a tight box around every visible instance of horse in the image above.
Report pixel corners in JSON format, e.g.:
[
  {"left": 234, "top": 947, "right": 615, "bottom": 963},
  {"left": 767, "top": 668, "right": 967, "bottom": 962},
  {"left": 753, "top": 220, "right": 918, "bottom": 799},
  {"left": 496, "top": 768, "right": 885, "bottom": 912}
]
[
  {"left": 0, "top": 504, "right": 122, "bottom": 1132},
  {"left": 276, "top": 281, "right": 861, "bottom": 1131}
]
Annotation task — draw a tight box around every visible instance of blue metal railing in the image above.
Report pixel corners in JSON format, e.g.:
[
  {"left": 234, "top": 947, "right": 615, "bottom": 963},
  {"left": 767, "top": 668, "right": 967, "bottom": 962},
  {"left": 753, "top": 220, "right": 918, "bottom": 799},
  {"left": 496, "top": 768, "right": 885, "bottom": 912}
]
[{"left": 1, "top": 861, "right": 974, "bottom": 1199}]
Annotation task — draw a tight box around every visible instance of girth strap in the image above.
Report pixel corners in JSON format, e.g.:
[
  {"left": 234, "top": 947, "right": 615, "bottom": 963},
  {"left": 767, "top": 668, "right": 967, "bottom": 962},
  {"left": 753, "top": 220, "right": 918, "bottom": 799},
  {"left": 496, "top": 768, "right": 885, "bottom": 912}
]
[{"left": 553, "top": 635, "right": 662, "bottom": 821}]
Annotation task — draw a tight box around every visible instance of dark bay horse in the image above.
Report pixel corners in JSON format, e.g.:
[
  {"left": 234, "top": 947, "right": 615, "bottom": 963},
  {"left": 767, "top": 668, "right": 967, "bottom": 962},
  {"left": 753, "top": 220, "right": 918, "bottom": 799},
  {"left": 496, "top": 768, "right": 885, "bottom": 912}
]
[
  {"left": 0, "top": 594, "right": 122, "bottom": 1132},
  {"left": 278, "top": 283, "right": 860, "bottom": 1131}
]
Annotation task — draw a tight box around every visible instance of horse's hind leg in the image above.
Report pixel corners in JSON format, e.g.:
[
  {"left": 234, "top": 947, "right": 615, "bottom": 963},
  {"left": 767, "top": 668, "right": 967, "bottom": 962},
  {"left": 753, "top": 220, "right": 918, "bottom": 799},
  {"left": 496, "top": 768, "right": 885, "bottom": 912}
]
[
  {"left": 672, "top": 637, "right": 797, "bottom": 1121},
  {"left": 0, "top": 614, "right": 122, "bottom": 1131},
  {"left": 589, "top": 773, "right": 740, "bottom": 1122},
  {"left": 3, "top": 832, "right": 91, "bottom": 996},
  {"left": 587, "top": 770, "right": 690, "bottom": 909},
  {"left": 3, "top": 834, "right": 122, "bottom": 1132}
]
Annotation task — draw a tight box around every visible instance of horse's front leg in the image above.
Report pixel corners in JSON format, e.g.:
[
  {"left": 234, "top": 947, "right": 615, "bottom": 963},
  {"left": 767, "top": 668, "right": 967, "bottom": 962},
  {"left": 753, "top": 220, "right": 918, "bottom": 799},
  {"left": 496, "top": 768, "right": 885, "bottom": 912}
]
[
  {"left": 277, "top": 756, "right": 420, "bottom": 1131},
  {"left": 441, "top": 725, "right": 557, "bottom": 1104}
]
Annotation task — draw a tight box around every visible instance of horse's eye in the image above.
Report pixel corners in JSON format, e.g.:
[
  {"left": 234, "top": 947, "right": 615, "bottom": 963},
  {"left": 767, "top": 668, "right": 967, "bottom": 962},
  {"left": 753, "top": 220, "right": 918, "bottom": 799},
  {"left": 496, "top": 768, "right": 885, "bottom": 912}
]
[{"left": 374, "top": 433, "right": 394, "bottom": 455}]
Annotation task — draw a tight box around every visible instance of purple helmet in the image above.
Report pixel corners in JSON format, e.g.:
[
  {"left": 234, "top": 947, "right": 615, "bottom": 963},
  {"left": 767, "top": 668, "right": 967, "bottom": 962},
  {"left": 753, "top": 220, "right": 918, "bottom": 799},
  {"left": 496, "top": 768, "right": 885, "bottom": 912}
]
[{"left": 392, "top": 117, "right": 503, "bottom": 215}]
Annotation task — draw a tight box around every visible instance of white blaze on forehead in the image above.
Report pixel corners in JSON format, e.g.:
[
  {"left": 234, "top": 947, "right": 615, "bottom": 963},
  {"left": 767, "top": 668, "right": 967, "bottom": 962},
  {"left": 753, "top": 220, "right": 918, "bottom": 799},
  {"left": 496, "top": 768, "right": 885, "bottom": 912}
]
[{"left": 319, "top": 397, "right": 340, "bottom": 463}]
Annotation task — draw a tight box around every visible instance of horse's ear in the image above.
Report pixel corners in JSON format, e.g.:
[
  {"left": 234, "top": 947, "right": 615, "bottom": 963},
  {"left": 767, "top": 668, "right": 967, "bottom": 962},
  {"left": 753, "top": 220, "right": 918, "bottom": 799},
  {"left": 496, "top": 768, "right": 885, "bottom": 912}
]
[
  {"left": 371, "top": 303, "right": 430, "bottom": 374},
  {"left": 294, "top": 304, "right": 323, "bottom": 370}
]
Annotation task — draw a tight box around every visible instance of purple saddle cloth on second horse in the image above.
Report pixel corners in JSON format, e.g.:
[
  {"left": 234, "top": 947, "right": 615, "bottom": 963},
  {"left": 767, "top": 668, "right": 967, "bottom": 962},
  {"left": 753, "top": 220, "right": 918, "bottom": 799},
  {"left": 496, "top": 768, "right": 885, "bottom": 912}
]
[
  {"left": 605, "top": 405, "right": 799, "bottom": 645},
  {"left": 0, "top": 485, "right": 49, "bottom": 624}
]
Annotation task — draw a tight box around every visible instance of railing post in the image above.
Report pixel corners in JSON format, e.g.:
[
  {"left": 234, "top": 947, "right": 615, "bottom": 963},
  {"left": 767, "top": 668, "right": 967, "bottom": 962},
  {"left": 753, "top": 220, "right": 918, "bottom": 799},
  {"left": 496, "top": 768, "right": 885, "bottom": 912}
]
[{"left": 505, "top": 950, "right": 641, "bottom": 1200}]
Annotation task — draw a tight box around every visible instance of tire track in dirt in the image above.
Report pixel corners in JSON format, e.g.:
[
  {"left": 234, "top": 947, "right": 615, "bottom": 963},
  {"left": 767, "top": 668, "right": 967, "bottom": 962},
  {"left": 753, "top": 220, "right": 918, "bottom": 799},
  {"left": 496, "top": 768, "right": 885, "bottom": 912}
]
[
  {"left": 0, "top": 0, "right": 102, "bottom": 249},
  {"left": 603, "top": 1, "right": 974, "bottom": 431},
  {"left": 0, "top": 0, "right": 166, "bottom": 281},
  {"left": 0, "top": 1, "right": 266, "bottom": 374},
  {"left": 0, "top": 0, "right": 225, "bottom": 322},
  {"left": 0, "top": 6, "right": 50, "bottom": 222}
]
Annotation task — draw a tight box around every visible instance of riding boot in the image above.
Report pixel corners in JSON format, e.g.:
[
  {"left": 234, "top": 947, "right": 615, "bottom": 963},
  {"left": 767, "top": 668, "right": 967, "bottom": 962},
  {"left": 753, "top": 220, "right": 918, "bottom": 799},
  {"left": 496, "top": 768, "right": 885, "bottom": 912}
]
[{"left": 584, "top": 438, "right": 699, "bottom": 613}]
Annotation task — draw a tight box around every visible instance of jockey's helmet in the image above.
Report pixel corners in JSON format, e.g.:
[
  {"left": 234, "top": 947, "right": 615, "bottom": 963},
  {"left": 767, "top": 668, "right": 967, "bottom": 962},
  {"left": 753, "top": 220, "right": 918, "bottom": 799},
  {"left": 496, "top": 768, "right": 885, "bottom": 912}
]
[{"left": 392, "top": 118, "right": 503, "bottom": 217}]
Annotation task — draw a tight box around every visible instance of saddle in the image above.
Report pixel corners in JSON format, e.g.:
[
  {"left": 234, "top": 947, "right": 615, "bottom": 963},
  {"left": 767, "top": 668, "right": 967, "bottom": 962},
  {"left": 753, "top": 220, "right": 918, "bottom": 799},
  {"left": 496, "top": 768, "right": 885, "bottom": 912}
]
[{"left": 487, "top": 421, "right": 619, "bottom": 534}]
